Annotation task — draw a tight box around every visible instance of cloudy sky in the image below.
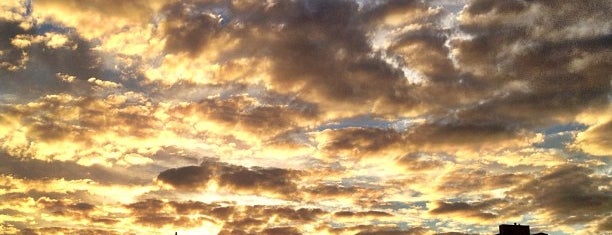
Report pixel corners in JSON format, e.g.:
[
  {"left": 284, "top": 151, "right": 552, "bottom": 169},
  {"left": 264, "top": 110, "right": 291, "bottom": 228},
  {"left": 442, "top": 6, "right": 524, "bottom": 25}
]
[{"left": 0, "top": 0, "right": 610, "bottom": 234}]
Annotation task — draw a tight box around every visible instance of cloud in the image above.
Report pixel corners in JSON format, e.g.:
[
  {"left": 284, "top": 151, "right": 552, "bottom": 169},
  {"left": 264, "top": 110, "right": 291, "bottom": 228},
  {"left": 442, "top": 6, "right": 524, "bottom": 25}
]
[
  {"left": 317, "top": 127, "right": 404, "bottom": 158},
  {"left": 156, "top": 159, "right": 301, "bottom": 197},
  {"left": 172, "top": 94, "right": 319, "bottom": 139},
  {"left": 464, "top": 0, "right": 527, "bottom": 15},
  {"left": 1, "top": 0, "right": 610, "bottom": 234},
  {"left": 0, "top": 152, "right": 148, "bottom": 184},
  {"left": 0, "top": 20, "right": 33, "bottom": 72},
  {"left": 316, "top": 121, "right": 538, "bottom": 160},
  {"left": 0, "top": 17, "right": 123, "bottom": 112},
  {"left": 156, "top": 166, "right": 213, "bottom": 190},
  {"left": 437, "top": 168, "right": 529, "bottom": 194},
  {"left": 352, "top": 226, "right": 429, "bottom": 235},
  {"left": 20, "top": 227, "right": 120, "bottom": 235},
  {"left": 261, "top": 226, "right": 302, "bottom": 235},
  {"left": 304, "top": 184, "right": 359, "bottom": 197},
  {"left": 396, "top": 152, "right": 447, "bottom": 171},
  {"left": 451, "top": 0, "right": 611, "bottom": 126},
  {"left": 334, "top": 210, "right": 393, "bottom": 218},
  {"left": 510, "top": 164, "right": 611, "bottom": 225},
  {"left": 160, "top": 1, "right": 224, "bottom": 56},
  {"left": 36, "top": 197, "right": 95, "bottom": 219},
  {"left": 429, "top": 199, "right": 503, "bottom": 221},
  {"left": 31, "top": 0, "right": 167, "bottom": 39},
  {"left": 125, "top": 199, "right": 327, "bottom": 233},
  {"left": 0, "top": 93, "right": 161, "bottom": 164},
  {"left": 574, "top": 118, "right": 612, "bottom": 156},
  {"left": 147, "top": 0, "right": 427, "bottom": 117}
]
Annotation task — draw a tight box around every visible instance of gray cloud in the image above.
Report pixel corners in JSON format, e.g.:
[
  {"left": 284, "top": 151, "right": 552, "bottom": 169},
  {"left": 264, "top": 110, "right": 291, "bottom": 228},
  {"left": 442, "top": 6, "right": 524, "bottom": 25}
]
[
  {"left": 334, "top": 210, "right": 393, "bottom": 218},
  {"left": 437, "top": 169, "right": 529, "bottom": 194},
  {"left": 429, "top": 199, "right": 504, "bottom": 220},
  {"left": 126, "top": 199, "right": 325, "bottom": 233},
  {"left": 397, "top": 152, "right": 446, "bottom": 171},
  {"left": 0, "top": 152, "right": 148, "bottom": 185},
  {"left": 156, "top": 159, "right": 301, "bottom": 196},
  {"left": 451, "top": 0, "right": 611, "bottom": 126},
  {"left": 510, "top": 165, "right": 611, "bottom": 225},
  {"left": 171, "top": 95, "right": 319, "bottom": 137},
  {"left": 0, "top": 19, "right": 107, "bottom": 102},
  {"left": 155, "top": 0, "right": 423, "bottom": 116}
]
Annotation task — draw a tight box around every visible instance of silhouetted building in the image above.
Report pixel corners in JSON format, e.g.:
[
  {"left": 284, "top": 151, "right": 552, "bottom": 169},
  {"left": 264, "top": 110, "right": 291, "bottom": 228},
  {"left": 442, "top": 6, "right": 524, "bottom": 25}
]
[
  {"left": 496, "top": 224, "right": 548, "bottom": 235},
  {"left": 497, "top": 223, "right": 529, "bottom": 235}
]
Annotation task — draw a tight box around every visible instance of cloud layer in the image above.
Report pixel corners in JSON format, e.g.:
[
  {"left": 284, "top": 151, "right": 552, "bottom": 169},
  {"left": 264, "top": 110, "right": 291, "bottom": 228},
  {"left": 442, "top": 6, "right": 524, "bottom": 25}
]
[{"left": 0, "top": 0, "right": 610, "bottom": 234}]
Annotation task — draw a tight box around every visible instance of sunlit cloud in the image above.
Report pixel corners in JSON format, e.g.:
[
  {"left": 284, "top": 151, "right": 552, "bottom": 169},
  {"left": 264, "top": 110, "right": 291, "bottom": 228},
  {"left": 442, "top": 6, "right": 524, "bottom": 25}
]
[{"left": 0, "top": 0, "right": 610, "bottom": 234}]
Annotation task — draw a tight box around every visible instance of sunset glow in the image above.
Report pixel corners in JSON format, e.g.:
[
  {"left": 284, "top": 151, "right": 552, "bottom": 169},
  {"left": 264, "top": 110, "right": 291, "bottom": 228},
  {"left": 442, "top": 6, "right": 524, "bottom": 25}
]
[{"left": 0, "top": 0, "right": 610, "bottom": 234}]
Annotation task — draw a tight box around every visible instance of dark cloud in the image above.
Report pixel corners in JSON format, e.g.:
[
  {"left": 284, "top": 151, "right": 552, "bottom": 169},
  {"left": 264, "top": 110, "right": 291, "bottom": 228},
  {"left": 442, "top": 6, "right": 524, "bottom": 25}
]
[
  {"left": 451, "top": 0, "right": 612, "bottom": 126},
  {"left": 125, "top": 199, "right": 327, "bottom": 232},
  {"left": 37, "top": 198, "right": 96, "bottom": 218},
  {"left": 156, "top": 166, "right": 213, "bottom": 189},
  {"left": 510, "top": 165, "right": 612, "bottom": 225},
  {"left": 407, "top": 121, "right": 529, "bottom": 148},
  {"left": 169, "top": 200, "right": 235, "bottom": 219},
  {"left": 0, "top": 93, "right": 159, "bottom": 144},
  {"left": 27, "top": 197, "right": 119, "bottom": 228},
  {"left": 0, "top": 152, "right": 148, "bottom": 184},
  {"left": 173, "top": 95, "right": 318, "bottom": 136},
  {"left": 261, "top": 207, "right": 324, "bottom": 222},
  {"left": 221, "top": 217, "right": 265, "bottom": 233},
  {"left": 161, "top": 1, "right": 223, "bottom": 56},
  {"left": 353, "top": 226, "right": 429, "bottom": 235},
  {"left": 361, "top": 0, "right": 431, "bottom": 23},
  {"left": 125, "top": 199, "right": 166, "bottom": 214},
  {"left": 437, "top": 169, "right": 529, "bottom": 194},
  {"left": 320, "top": 127, "right": 403, "bottom": 156},
  {"left": 334, "top": 210, "right": 393, "bottom": 218},
  {"left": 597, "top": 216, "right": 612, "bottom": 232},
  {"left": 429, "top": 199, "right": 504, "bottom": 220},
  {"left": 156, "top": 159, "right": 300, "bottom": 196},
  {"left": 319, "top": 121, "right": 534, "bottom": 159},
  {"left": 262, "top": 227, "right": 302, "bottom": 235},
  {"left": 1, "top": 0, "right": 610, "bottom": 234},
  {"left": 396, "top": 152, "right": 446, "bottom": 171},
  {"left": 125, "top": 199, "right": 219, "bottom": 228},
  {"left": 305, "top": 184, "right": 358, "bottom": 197},
  {"left": 126, "top": 199, "right": 245, "bottom": 228},
  {"left": 0, "top": 20, "right": 33, "bottom": 72},
  {"left": 387, "top": 25, "right": 453, "bottom": 80},
  {"left": 156, "top": 0, "right": 422, "bottom": 115},
  {"left": 219, "top": 165, "right": 298, "bottom": 195},
  {"left": 0, "top": 18, "right": 106, "bottom": 102},
  {"left": 20, "top": 227, "right": 120, "bottom": 235}
]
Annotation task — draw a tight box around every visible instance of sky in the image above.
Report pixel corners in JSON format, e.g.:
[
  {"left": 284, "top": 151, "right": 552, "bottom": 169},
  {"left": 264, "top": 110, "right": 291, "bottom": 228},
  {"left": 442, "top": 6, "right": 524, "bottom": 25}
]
[{"left": 0, "top": 0, "right": 610, "bottom": 234}]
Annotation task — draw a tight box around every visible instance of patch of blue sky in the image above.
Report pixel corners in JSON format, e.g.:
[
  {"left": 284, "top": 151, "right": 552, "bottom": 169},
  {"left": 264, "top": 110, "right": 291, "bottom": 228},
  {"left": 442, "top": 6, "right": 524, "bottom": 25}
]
[
  {"left": 531, "top": 123, "right": 609, "bottom": 166},
  {"left": 25, "top": 0, "right": 32, "bottom": 16},
  {"left": 533, "top": 122, "right": 587, "bottom": 150},
  {"left": 540, "top": 123, "right": 587, "bottom": 135},
  {"left": 340, "top": 175, "right": 382, "bottom": 189},
  {"left": 373, "top": 201, "right": 426, "bottom": 211},
  {"left": 315, "top": 115, "right": 424, "bottom": 131},
  {"left": 534, "top": 131, "right": 576, "bottom": 149},
  {"left": 35, "top": 21, "right": 72, "bottom": 35}
]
